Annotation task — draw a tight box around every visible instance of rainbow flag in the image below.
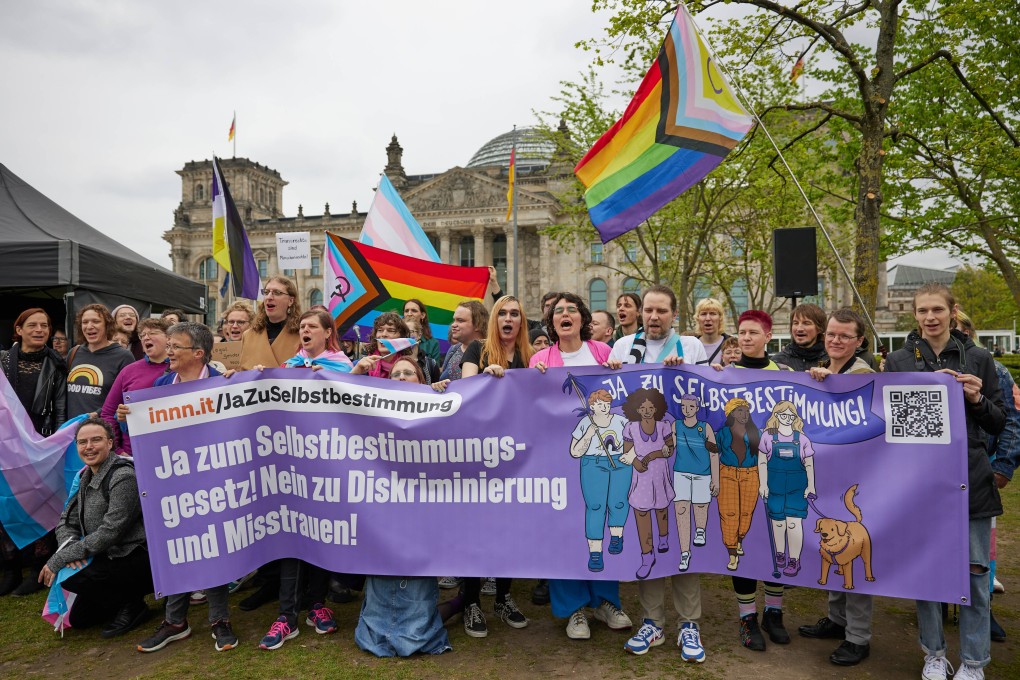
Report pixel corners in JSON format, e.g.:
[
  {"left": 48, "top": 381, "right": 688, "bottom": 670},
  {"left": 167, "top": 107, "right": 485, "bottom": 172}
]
[
  {"left": 574, "top": 3, "right": 753, "bottom": 242},
  {"left": 325, "top": 232, "right": 489, "bottom": 346},
  {"left": 360, "top": 174, "right": 440, "bottom": 262}
]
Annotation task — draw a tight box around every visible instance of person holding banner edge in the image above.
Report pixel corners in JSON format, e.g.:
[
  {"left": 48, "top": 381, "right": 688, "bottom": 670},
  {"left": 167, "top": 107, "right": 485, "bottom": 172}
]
[
  {"left": 532, "top": 292, "right": 634, "bottom": 641},
  {"left": 885, "top": 283, "right": 1005, "bottom": 680},
  {"left": 605, "top": 285, "right": 708, "bottom": 663}
]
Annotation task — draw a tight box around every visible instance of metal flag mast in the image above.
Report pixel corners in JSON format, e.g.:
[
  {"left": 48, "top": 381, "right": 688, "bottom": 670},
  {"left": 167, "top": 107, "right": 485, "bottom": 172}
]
[
  {"left": 511, "top": 125, "right": 519, "bottom": 297},
  {"left": 681, "top": 2, "right": 882, "bottom": 348}
]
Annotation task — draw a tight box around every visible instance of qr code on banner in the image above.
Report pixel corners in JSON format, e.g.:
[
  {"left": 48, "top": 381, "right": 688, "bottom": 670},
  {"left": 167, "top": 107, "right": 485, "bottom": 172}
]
[{"left": 882, "top": 385, "right": 951, "bottom": 444}]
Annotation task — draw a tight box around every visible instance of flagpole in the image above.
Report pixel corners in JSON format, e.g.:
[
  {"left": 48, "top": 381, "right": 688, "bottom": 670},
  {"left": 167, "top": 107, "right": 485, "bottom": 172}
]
[
  {"left": 233, "top": 110, "right": 237, "bottom": 159},
  {"left": 681, "top": 2, "right": 880, "bottom": 346},
  {"left": 511, "top": 125, "right": 519, "bottom": 298}
]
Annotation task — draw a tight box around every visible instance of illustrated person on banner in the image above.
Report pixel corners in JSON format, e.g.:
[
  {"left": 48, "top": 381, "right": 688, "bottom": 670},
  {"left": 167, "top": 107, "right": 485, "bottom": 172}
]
[
  {"left": 716, "top": 398, "right": 760, "bottom": 571},
  {"left": 758, "top": 400, "right": 816, "bottom": 578},
  {"left": 622, "top": 387, "right": 675, "bottom": 581},
  {"left": 673, "top": 394, "right": 719, "bottom": 572}
]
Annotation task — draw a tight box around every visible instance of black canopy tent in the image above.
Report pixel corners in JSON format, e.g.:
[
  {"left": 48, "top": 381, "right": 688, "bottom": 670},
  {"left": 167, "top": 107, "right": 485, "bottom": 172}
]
[{"left": 0, "top": 162, "right": 206, "bottom": 343}]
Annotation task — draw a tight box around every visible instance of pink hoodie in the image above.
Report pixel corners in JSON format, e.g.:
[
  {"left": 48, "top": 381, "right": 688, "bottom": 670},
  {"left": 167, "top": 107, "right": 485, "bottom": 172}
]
[{"left": 529, "top": 340, "right": 612, "bottom": 368}]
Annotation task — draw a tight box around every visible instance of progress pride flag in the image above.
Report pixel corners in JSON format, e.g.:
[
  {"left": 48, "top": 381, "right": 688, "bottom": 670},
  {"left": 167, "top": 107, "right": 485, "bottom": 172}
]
[{"left": 125, "top": 366, "right": 970, "bottom": 603}]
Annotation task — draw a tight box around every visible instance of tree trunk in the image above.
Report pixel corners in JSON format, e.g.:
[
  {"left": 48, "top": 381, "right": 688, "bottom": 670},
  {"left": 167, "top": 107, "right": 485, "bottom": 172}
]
[{"left": 853, "top": 114, "right": 884, "bottom": 316}]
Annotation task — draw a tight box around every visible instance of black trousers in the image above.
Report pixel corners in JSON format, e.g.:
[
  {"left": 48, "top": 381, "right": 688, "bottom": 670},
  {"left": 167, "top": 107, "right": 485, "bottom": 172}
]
[{"left": 62, "top": 549, "right": 153, "bottom": 628}]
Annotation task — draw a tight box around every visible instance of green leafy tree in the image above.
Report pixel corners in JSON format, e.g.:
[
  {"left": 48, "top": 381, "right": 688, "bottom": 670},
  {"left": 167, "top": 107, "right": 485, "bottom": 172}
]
[{"left": 952, "top": 266, "right": 1020, "bottom": 331}]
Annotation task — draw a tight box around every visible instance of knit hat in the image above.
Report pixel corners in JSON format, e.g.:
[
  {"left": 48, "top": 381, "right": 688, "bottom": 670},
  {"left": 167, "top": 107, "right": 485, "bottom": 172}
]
[
  {"left": 529, "top": 327, "right": 550, "bottom": 345},
  {"left": 111, "top": 304, "right": 138, "bottom": 322}
]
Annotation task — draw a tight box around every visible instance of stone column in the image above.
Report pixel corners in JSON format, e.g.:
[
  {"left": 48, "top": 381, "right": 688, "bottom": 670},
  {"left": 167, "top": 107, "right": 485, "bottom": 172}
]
[
  {"left": 439, "top": 232, "right": 451, "bottom": 264},
  {"left": 472, "top": 226, "right": 485, "bottom": 268}
]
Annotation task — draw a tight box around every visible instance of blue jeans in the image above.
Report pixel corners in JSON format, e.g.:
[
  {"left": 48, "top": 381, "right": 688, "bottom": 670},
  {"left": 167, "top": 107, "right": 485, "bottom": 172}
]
[
  {"left": 580, "top": 454, "right": 631, "bottom": 540},
  {"left": 549, "top": 579, "right": 621, "bottom": 619},
  {"left": 916, "top": 517, "right": 991, "bottom": 668},
  {"left": 355, "top": 577, "right": 450, "bottom": 657}
]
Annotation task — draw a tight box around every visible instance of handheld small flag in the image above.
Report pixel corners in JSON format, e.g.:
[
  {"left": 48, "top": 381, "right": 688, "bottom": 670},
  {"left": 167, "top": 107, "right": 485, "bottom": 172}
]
[
  {"left": 211, "top": 157, "right": 260, "bottom": 299},
  {"left": 574, "top": 3, "right": 754, "bottom": 242},
  {"left": 360, "top": 175, "right": 440, "bottom": 262},
  {"left": 376, "top": 337, "right": 418, "bottom": 357}
]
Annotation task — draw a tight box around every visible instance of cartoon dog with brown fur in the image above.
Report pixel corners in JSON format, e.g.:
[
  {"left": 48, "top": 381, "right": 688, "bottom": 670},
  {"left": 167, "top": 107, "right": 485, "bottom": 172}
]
[{"left": 815, "top": 484, "right": 875, "bottom": 590}]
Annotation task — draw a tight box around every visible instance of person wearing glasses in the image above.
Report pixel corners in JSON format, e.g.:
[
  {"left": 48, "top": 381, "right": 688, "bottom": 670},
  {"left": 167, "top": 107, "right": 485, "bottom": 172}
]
[
  {"left": 220, "top": 301, "right": 255, "bottom": 342},
  {"left": 38, "top": 417, "right": 153, "bottom": 637},
  {"left": 238, "top": 276, "right": 301, "bottom": 371},
  {"left": 52, "top": 328, "right": 70, "bottom": 358},
  {"left": 123, "top": 322, "right": 238, "bottom": 653},
  {"left": 102, "top": 318, "right": 171, "bottom": 455}
]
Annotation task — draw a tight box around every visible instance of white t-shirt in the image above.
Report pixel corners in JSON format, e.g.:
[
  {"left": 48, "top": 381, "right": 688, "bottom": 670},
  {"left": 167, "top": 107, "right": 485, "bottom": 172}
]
[
  {"left": 560, "top": 342, "right": 596, "bottom": 366},
  {"left": 571, "top": 413, "right": 628, "bottom": 456},
  {"left": 609, "top": 331, "right": 708, "bottom": 365}
]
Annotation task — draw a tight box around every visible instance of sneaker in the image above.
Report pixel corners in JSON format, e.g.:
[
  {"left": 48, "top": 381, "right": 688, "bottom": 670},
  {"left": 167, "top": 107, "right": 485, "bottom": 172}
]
[
  {"left": 693, "top": 528, "right": 706, "bottom": 546},
  {"left": 992, "top": 576, "right": 1005, "bottom": 593},
  {"left": 956, "top": 664, "right": 985, "bottom": 680},
  {"left": 739, "top": 613, "right": 766, "bottom": 651},
  {"left": 481, "top": 577, "right": 497, "bottom": 596},
  {"left": 736, "top": 541, "right": 745, "bottom": 556},
  {"left": 305, "top": 603, "right": 337, "bottom": 634},
  {"left": 678, "top": 621, "right": 706, "bottom": 663},
  {"left": 679, "top": 551, "right": 691, "bottom": 572},
  {"left": 783, "top": 557, "right": 801, "bottom": 576},
  {"left": 657, "top": 534, "right": 669, "bottom": 553},
  {"left": 211, "top": 619, "right": 238, "bottom": 651},
  {"left": 588, "top": 551, "right": 604, "bottom": 572},
  {"left": 625, "top": 619, "right": 664, "bottom": 654},
  {"left": 921, "top": 654, "right": 953, "bottom": 680},
  {"left": 566, "top": 609, "right": 591, "bottom": 640},
  {"left": 761, "top": 607, "right": 790, "bottom": 644},
  {"left": 227, "top": 571, "right": 257, "bottom": 594},
  {"left": 438, "top": 577, "right": 462, "bottom": 590},
  {"left": 189, "top": 590, "right": 207, "bottom": 606},
  {"left": 259, "top": 616, "right": 298, "bottom": 650},
  {"left": 593, "top": 600, "right": 632, "bottom": 630},
  {"left": 608, "top": 535, "right": 624, "bottom": 554},
  {"left": 464, "top": 603, "right": 488, "bottom": 638},
  {"left": 137, "top": 620, "right": 192, "bottom": 653},
  {"left": 494, "top": 595, "right": 528, "bottom": 629},
  {"left": 775, "top": 552, "right": 787, "bottom": 569},
  {"left": 727, "top": 554, "right": 739, "bottom": 571}
]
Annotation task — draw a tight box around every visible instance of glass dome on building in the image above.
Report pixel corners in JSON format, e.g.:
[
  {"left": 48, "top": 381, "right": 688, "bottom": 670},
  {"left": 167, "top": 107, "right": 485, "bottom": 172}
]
[{"left": 466, "top": 127, "right": 555, "bottom": 171}]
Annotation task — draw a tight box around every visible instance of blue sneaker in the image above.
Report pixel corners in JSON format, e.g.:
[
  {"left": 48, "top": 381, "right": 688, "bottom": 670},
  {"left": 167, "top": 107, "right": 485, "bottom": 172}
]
[
  {"left": 259, "top": 616, "right": 298, "bottom": 650},
  {"left": 608, "top": 535, "right": 624, "bottom": 554},
  {"left": 305, "top": 603, "right": 337, "bottom": 634},
  {"left": 678, "top": 621, "right": 706, "bottom": 662},
  {"left": 625, "top": 619, "right": 664, "bottom": 655},
  {"left": 588, "top": 552, "right": 604, "bottom": 572}
]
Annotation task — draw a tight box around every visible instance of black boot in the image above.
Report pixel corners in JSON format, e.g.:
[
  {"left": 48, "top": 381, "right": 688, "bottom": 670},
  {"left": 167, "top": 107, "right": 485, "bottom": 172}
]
[
  {"left": 761, "top": 607, "right": 791, "bottom": 644},
  {"left": 0, "top": 570, "right": 19, "bottom": 597},
  {"left": 740, "top": 613, "right": 766, "bottom": 651},
  {"left": 531, "top": 579, "right": 550, "bottom": 606},
  {"left": 101, "top": 600, "right": 152, "bottom": 638},
  {"left": 11, "top": 575, "right": 45, "bottom": 597}
]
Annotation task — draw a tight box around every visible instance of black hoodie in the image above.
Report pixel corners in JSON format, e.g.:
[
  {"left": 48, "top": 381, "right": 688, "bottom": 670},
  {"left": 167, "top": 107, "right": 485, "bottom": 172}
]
[
  {"left": 885, "top": 329, "right": 1005, "bottom": 519},
  {"left": 773, "top": 340, "right": 828, "bottom": 372}
]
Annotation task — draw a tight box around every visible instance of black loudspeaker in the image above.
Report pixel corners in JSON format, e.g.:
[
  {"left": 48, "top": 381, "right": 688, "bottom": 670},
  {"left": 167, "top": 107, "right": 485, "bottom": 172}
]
[{"left": 773, "top": 227, "right": 818, "bottom": 298}]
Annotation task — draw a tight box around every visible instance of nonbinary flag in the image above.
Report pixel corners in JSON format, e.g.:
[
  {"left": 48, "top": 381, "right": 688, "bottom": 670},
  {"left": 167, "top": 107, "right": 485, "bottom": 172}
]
[
  {"left": 0, "top": 371, "right": 86, "bottom": 548},
  {"left": 360, "top": 174, "right": 440, "bottom": 262},
  {"left": 574, "top": 3, "right": 754, "bottom": 242},
  {"left": 325, "top": 232, "right": 489, "bottom": 346},
  {"left": 211, "top": 157, "right": 260, "bottom": 299}
]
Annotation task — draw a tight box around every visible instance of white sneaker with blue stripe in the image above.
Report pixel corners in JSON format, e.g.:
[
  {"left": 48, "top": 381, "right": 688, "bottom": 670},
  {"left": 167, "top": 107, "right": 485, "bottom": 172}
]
[
  {"left": 625, "top": 619, "right": 664, "bottom": 655},
  {"left": 678, "top": 621, "right": 705, "bottom": 662}
]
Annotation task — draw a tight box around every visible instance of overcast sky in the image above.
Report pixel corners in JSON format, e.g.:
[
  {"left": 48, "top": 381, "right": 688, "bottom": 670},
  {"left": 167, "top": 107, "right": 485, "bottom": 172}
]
[{"left": 1, "top": 1, "right": 956, "bottom": 271}]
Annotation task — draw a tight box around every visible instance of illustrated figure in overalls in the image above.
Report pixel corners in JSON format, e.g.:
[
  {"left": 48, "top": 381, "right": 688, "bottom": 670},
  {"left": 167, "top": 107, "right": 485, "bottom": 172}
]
[{"left": 757, "top": 400, "right": 816, "bottom": 577}]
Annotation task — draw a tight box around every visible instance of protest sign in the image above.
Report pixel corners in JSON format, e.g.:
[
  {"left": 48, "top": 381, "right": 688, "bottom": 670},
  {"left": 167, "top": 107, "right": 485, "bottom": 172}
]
[
  {"left": 125, "top": 365, "right": 970, "bottom": 603},
  {"left": 276, "top": 231, "right": 310, "bottom": 270},
  {"left": 210, "top": 341, "right": 242, "bottom": 372}
]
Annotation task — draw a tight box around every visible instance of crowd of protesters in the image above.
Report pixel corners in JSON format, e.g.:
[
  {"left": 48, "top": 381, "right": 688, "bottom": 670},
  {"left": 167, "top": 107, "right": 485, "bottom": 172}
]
[{"left": 0, "top": 273, "right": 1017, "bottom": 680}]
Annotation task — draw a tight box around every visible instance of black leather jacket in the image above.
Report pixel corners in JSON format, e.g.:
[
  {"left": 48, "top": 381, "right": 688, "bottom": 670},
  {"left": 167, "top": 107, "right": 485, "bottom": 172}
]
[{"left": 1, "top": 344, "right": 68, "bottom": 436}]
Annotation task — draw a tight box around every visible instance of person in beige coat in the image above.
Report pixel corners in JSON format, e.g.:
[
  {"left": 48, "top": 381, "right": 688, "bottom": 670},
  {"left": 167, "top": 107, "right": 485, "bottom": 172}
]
[{"left": 238, "top": 275, "right": 302, "bottom": 370}]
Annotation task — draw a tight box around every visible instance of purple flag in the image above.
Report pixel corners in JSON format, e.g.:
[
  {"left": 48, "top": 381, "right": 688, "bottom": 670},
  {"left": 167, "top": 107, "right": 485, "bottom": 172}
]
[{"left": 125, "top": 365, "right": 970, "bottom": 603}]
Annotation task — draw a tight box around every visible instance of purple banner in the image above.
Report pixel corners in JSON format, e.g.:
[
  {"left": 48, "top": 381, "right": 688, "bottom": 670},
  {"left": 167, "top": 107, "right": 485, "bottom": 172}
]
[{"left": 125, "top": 365, "right": 969, "bottom": 603}]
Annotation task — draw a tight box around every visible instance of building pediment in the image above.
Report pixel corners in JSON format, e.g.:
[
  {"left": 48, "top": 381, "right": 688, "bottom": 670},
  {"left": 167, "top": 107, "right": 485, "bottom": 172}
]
[{"left": 405, "top": 167, "right": 554, "bottom": 214}]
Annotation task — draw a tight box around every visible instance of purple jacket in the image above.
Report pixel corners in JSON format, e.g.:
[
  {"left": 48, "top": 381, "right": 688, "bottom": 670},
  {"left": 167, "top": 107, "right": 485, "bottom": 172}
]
[{"left": 101, "top": 357, "right": 169, "bottom": 455}]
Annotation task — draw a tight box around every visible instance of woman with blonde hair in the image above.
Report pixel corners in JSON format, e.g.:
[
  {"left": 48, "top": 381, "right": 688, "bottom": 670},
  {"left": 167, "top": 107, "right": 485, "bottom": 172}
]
[
  {"left": 238, "top": 276, "right": 301, "bottom": 370},
  {"left": 461, "top": 295, "right": 533, "bottom": 378}
]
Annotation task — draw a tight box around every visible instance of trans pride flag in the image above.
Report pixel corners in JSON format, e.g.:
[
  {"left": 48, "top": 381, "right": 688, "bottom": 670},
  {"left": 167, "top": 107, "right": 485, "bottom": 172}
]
[
  {"left": 575, "top": 3, "right": 754, "bottom": 242},
  {"left": 360, "top": 174, "right": 440, "bottom": 262},
  {"left": 325, "top": 232, "right": 489, "bottom": 347},
  {"left": 0, "top": 371, "right": 86, "bottom": 548}
]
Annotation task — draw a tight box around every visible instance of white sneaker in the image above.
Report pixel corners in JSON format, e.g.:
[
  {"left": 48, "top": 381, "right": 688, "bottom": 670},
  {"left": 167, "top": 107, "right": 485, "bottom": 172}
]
[
  {"left": 566, "top": 609, "right": 591, "bottom": 639},
  {"left": 921, "top": 654, "right": 954, "bottom": 680},
  {"left": 625, "top": 619, "right": 664, "bottom": 655},
  {"left": 693, "top": 528, "right": 706, "bottom": 546},
  {"left": 481, "top": 577, "right": 497, "bottom": 596},
  {"left": 437, "top": 577, "right": 461, "bottom": 590},
  {"left": 678, "top": 621, "right": 706, "bottom": 663},
  {"left": 679, "top": 551, "right": 691, "bottom": 571},
  {"left": 593, "top": 600, "right": 632, "bottom": 630},
  {"left": 955, "top": 665, "right": 984, "bottom": 680},
  {"left": 189, "top": 590, "right": 207, "bottom": 605},
  {"left": 992, "top": 576, "right": 1005, "bottom": 593}
]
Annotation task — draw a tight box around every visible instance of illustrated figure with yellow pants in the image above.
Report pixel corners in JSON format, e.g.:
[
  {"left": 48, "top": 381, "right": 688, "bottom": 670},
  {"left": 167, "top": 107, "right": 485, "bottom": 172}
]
[{"left": 716, "top": 398, "right": 762, "bottom": 570}]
